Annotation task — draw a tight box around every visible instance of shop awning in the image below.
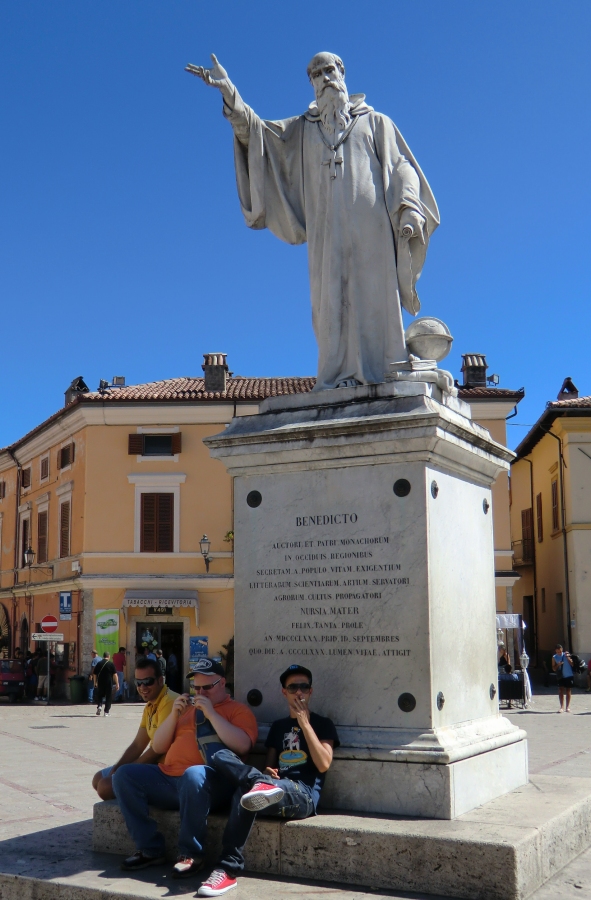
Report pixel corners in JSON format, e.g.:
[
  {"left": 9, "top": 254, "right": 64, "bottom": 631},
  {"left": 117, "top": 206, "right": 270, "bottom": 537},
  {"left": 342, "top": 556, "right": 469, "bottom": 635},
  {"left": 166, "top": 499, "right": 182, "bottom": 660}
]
[{"left": 123, "top": 590, "right": 198, "bottom": 625}]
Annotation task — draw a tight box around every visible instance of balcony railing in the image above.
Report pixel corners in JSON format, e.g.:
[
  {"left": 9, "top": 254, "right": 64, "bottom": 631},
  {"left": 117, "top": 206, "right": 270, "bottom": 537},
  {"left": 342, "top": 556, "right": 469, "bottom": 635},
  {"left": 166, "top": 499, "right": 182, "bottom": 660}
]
[{"left": 512, "top": 539, "right": 534, "bottom": 566}]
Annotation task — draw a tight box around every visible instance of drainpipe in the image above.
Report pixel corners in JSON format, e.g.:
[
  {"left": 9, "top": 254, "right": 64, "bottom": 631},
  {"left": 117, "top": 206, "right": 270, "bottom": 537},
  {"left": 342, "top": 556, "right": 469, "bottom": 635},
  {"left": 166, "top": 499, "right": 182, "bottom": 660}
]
[
  {"left": 541, "top": 426, "right": 572, "bottom": 651},
  {"left": 522, "top": 456, "right": 538, "bottom": 665}
]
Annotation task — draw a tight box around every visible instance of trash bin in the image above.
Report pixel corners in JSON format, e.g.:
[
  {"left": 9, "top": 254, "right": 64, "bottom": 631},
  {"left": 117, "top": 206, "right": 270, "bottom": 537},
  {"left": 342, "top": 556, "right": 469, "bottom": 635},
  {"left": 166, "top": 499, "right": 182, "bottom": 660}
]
[{"left": 69, "top": 675, "right": 87, "bottom": 704}]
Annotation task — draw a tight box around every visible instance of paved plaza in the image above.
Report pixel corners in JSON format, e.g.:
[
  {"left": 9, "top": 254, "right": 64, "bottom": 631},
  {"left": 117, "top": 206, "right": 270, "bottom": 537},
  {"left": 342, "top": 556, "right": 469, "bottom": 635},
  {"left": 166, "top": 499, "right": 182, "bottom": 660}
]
[{"left": 1, "top": 687, "right": 591, "bottom": 899}]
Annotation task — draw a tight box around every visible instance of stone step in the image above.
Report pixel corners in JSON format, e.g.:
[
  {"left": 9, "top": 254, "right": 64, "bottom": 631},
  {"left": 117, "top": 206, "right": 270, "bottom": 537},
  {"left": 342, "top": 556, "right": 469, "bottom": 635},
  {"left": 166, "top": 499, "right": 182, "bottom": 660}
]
[{"left": 92, "top": 774, "right": 591, "bottom": 900}]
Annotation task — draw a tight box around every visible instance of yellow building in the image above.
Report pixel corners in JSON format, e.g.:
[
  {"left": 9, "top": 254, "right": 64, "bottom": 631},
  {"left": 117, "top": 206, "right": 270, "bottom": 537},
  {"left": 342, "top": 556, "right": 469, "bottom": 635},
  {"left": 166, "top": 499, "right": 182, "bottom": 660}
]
[
  {"left": 0, "top": 350, "right": 520, "bottom": 693},
  {"left": 0, "top": 356, "right": 312, "bottom": 693},
  {"left": 510, "top": 378, "right": 591, "bottom": 663},
  {"left": 456, "top": 354, "right": 524, "bottom": 616}
]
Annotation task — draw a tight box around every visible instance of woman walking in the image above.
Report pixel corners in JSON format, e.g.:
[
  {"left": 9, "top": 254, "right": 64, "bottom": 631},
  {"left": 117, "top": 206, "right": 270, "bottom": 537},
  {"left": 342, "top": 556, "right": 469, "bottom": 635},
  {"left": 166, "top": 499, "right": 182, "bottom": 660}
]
[{"left": 552, "top": 644, "right": 574, "bottom": 713}]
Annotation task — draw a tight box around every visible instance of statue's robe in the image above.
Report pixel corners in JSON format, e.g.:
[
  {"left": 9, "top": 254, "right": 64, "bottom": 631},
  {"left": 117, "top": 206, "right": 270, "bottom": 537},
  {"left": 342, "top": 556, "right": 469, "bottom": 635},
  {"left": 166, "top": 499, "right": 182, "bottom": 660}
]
[{"left": 224, "top": 92, "right": 439, "bottom": 390}]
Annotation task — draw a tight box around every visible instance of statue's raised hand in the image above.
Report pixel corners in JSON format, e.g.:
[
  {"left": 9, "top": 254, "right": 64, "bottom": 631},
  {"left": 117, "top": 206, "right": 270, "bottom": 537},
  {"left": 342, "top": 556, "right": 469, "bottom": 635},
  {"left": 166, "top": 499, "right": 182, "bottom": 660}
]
[{"left": 185, "top": 54, "right": 230, "bottom": 90}]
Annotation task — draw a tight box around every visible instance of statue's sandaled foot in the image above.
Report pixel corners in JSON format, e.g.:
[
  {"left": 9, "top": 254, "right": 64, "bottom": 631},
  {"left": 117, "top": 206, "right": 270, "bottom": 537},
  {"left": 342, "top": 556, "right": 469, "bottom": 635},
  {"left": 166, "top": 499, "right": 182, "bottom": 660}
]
[{"left": 336, "top": 378, "right": 362, "bottom": 389}]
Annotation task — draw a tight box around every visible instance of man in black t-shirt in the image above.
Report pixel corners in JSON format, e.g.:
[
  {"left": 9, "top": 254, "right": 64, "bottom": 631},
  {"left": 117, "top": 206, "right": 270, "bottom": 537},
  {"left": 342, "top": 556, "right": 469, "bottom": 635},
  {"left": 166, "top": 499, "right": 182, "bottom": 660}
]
[
  {"left": 197, "top": 665, "right": 338, "bottom": 897},
  {"left": 94, "top": 652, "right": 118, "bottom": 717}
]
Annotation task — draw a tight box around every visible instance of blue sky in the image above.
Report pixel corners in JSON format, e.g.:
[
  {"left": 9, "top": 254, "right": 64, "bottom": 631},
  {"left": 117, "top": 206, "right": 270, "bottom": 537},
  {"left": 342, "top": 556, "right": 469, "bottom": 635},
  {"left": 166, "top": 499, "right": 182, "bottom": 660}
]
[{"left": 1, "top": 1, "right": 590, "bottom": 448}]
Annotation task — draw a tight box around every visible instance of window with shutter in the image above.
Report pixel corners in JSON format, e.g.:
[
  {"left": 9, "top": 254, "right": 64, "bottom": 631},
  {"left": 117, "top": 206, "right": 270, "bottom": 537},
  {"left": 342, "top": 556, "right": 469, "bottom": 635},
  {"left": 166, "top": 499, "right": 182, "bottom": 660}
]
[
  {"left": 0, "top": 481, "right": 5, "bottom": 500},
  {"left": 60, "top": 501, "right": 71, "bottom": 558},
  {"left": 551, "top": 480, "right": 559, "bottom": 532},
  {"left": 22, "top": 467, "right": 31, "bottom": 489},
  {"left": 40, "top": 456, "right": 49, "bottom": 480},
  {"left": 128, "top": 434, "right": 144, "bottom": 455},
  {"left": 536, "top": 493, "right": 543, "bottom": 543},
  {"left": 521, "top": 508, "right": 533, "bottom": 563},
  {"left": 130, "top": 434, "right": 181, "bottom": 456},
  {"left": 141, "top": 493, "right": 174, "bottom": 552},
  {"left": 38, "top": 510, "right": 48, "bottom": 564},
  {"left": 58, "top": 443, "right": 75, "bottom": 469},
  {"left": 21, "top": 518, "right": 30, "bottom": 567}
]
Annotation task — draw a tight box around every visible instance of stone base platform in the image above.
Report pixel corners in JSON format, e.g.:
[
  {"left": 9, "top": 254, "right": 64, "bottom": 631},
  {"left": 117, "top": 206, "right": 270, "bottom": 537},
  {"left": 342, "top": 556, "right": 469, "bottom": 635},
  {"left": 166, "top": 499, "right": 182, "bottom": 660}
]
[{"left": 89, "top": 775, "right": 591, "bottom": 900}]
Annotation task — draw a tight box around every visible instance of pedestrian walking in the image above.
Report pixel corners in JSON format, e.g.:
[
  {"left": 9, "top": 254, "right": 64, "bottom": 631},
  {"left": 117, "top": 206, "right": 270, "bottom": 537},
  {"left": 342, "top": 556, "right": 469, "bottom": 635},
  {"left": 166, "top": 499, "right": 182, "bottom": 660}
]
[
  {"left": 155, "top": 649, "right": 167, "bottom": 681},
  {"left": 94, "top": 652, "right": 118, "bottom": 717},
  {"left": 88, "top": 649, "right": 101, "bottom": 701},
  {"left": 552, "top": 644, "right": 574, "bottom": 713},
  {"left": 113, "top": 646, "right": 127, "bottom": 703},
  {"left": 35, "top": 652, "right": 54, "bottom": 701}
]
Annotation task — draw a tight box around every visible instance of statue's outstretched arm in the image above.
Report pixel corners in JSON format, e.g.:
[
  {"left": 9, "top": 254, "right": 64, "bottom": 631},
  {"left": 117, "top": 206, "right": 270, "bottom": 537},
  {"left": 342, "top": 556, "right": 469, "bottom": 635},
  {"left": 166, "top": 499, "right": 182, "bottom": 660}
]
[{"left": 185, "top": 54, "right": 236, "bottom": 109}]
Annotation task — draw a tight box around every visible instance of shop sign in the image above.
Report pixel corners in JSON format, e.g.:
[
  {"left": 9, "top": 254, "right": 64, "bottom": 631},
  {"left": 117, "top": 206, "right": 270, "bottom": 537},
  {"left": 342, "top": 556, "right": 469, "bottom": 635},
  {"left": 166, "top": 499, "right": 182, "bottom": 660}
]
[
  {"left": 59, "top": 591, "right": 72, "bottom": 620},
  {"left": 147, "top": 606, "right": 173, "bottom": 616}
]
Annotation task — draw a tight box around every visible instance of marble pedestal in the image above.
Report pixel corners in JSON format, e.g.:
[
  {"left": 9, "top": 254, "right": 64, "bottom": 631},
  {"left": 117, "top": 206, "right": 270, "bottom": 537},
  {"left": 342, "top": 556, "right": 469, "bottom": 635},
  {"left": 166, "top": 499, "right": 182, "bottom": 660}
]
[{"left": 205, "top": 381, "right": 528, "bottom": 819}]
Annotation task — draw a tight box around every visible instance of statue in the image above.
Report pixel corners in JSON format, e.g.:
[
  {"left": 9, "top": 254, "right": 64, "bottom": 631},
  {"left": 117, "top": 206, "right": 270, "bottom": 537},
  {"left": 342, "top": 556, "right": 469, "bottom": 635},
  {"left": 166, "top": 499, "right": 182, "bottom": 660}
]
[{"left": 187, "top": 52, "right": 440, "bottom": 391}]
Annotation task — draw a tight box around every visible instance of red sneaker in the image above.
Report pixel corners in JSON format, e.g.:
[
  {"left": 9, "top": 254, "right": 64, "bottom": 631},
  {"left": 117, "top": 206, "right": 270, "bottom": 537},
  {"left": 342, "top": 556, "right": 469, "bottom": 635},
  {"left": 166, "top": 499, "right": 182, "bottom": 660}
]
[
  {"left": 197, "top": 869, "right": 237, "bottom": 896},
  {"left": 172, "top": 855, "right": 203, "bottom": 878},
  {"left": 240, "top": 781, "right": 285, "bottom": 811}
]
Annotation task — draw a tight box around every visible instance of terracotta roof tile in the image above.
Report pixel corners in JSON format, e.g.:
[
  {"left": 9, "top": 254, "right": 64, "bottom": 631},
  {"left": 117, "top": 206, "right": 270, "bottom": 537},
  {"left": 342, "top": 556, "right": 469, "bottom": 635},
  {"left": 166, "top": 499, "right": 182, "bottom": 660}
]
[
  {"left": 81, "top": 377, "right": 316, "bottom": 403},
  {"left": 547, "top": 395, "right": 591, "bottom": 408},
  {"left": 457, "top": 387, "right": 524, "bottom": 400}
]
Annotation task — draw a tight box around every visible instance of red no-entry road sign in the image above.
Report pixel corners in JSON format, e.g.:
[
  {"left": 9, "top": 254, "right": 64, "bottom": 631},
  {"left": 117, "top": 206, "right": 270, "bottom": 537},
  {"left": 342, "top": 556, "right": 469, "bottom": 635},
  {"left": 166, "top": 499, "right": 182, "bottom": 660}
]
[{"left": 41, "top": 615, "right": 58, "bottom": 633}]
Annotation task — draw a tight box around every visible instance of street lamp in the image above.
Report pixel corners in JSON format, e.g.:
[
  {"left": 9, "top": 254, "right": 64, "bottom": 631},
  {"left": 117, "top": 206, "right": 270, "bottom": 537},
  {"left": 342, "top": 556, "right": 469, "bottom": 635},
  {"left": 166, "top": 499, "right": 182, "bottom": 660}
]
[
  {"left": 24, "top": 545, "right": 54, "bottom": 575},
  {"left": 520, "top": 648, "right": 530, "bottom": 670},
  {"left": 200, "top": 534, "right": 212, "bottom": 573}
]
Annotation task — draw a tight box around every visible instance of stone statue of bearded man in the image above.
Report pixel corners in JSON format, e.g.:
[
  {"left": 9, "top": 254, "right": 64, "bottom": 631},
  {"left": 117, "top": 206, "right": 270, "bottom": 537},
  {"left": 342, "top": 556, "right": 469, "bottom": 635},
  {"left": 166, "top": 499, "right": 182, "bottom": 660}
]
[{"left": 187, "top": 52, "right": 439, "bottom": 390}]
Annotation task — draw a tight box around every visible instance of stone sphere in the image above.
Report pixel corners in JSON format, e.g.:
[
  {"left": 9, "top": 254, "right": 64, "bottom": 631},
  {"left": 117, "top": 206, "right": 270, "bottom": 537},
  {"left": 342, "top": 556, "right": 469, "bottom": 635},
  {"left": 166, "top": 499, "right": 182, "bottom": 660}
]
[{"left": 405, "top": 317, "right": 453, "bottom": 362}]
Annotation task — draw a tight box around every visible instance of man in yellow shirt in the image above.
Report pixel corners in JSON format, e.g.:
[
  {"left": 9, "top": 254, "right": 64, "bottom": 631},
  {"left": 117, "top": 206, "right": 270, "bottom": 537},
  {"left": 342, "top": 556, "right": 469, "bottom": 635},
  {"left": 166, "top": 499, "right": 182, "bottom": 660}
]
[
  {"left": 113, "top": 658, "right": 258, "bottom": 884},
  {"left": 92, "top": 656, "right": 178, "bottom": 800}
]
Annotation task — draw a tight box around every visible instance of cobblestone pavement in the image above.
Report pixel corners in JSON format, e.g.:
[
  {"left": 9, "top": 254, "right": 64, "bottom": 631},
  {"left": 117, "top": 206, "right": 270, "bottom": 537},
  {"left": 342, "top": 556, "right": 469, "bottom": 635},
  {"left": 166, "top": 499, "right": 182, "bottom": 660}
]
[{"left": 1, "top": 689, "right": 591, "bottom": 898}]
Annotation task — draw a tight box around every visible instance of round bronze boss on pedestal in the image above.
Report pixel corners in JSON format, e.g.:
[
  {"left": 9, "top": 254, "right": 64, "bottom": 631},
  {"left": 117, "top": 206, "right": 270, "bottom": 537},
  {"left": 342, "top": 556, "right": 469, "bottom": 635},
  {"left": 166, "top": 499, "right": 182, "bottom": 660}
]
[
  {"left": 398, "top": 692, "right": 416, "bottom": 712},
  {"left": 247, "top": 689, "right": 263, "bottom": 706},
  {"left": 246, "top": 490, "right": 262, "bottom": 508},
  {"left": 393, "top": 479, "right": 411, "bottom": 497}
]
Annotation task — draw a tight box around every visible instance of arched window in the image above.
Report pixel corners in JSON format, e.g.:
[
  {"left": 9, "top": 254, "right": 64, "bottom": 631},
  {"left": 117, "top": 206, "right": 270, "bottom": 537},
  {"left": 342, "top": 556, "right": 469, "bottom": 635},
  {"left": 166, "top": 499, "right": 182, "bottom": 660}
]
[
  {"left": 20, "top": 616, "right": 29, "bottom": 656},
  {"left": 0, "top": 603, "right": 11, "bottom": 659}
]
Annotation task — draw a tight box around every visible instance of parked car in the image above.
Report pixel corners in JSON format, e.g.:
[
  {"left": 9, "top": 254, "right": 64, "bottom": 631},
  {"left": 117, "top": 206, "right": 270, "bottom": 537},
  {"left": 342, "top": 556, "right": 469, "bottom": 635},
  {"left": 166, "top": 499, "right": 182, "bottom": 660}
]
[{"left": 0, "top": 659, "right": 26, "bottom": 702}]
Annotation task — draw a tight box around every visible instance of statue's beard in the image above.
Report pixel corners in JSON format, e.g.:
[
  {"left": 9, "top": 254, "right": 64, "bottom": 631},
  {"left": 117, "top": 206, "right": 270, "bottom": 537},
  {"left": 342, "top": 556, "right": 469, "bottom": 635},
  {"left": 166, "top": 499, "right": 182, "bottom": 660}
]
[{"left": 316, "top": 82, "right": 350, "bottom": 131}]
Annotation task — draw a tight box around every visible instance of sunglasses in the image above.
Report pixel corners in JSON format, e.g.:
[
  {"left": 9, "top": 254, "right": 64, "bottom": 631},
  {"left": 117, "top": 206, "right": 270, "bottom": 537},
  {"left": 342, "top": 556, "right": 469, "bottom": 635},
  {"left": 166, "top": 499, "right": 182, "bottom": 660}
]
[
  {"left": 135, "top": 676, "right": 158, "bottom": 687},
  {"left": 285, "top": 682, "right": 311, "bottom": 694},
  {"left": 193, "top": 679, "right": 221, "bottom": 692}
]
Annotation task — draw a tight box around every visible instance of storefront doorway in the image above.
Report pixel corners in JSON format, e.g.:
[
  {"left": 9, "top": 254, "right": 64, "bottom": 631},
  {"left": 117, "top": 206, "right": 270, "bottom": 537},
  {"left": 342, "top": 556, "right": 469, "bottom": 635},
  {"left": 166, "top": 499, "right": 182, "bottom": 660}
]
[{"left": 136, "top": 621, "right": 183, "bottom": 693}]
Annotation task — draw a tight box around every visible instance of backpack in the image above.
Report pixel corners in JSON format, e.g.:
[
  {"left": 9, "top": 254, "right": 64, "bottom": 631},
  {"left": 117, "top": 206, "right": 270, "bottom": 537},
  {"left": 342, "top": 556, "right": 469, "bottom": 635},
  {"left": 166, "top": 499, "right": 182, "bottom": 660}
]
[{"left": 570, "top": 654, "right": 587, "bottom": 675}]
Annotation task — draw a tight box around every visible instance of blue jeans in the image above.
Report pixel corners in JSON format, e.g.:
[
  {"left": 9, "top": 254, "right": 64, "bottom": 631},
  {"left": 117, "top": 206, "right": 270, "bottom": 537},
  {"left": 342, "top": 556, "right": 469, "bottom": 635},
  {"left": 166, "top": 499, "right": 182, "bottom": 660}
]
[
  {"left": 115, "top": 671, "right": 124, "bottom": 700},
  {"left": 210, "top": 750, "right": 316, "bottom": 875},
  {"left": 112, "top": 763, "right": 236, "bottom": 859}
]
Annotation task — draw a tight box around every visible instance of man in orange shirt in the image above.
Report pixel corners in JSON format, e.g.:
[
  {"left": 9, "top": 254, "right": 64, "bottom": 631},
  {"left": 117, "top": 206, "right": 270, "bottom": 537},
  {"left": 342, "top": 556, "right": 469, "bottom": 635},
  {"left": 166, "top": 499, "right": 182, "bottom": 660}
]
[{"left": 112, "top": 658, "right": 258, "bottom": 882}]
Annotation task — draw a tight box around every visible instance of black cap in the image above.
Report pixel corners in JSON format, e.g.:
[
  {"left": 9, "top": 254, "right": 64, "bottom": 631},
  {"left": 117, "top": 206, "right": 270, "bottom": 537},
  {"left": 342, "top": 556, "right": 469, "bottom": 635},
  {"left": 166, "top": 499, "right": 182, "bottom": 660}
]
[
  {"left": 185, "top": 657, "right": 226, "bottom": 679},
  {"left": 279, "top": 664, "right": 312, "bottom": 687}
]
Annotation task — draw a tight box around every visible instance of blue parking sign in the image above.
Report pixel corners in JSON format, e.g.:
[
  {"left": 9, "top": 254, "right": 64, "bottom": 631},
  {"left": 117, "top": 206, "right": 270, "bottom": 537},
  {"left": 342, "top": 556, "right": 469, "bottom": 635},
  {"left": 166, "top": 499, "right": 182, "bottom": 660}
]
[{"left": 59, "top": 591, "right": 72, "bottom": 620}]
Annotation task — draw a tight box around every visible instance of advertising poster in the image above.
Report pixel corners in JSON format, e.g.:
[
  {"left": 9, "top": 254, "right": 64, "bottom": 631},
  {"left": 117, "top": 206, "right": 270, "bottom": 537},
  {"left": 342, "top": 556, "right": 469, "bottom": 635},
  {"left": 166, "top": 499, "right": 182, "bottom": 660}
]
[
  {"left": 95, "top": 609, "right": 119, "bottom": 657},
  {"left": 189, "top": 636, "right": 208, "bottom": 671}
]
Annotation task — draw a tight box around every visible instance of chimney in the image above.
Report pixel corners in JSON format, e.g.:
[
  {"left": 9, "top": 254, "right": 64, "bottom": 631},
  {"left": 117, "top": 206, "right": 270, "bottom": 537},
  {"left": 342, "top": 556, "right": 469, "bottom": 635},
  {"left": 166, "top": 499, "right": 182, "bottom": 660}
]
[
  {"left": 557, "top": 377, "right": 579, "bottom": 401},
  {"left": 461, "top": 354, "right": 488, "bottom": 388},
  {"left": 202, "top": 353, "right": 229, "bottom": 393},
  {"left": 65, "top": 376, "right": 89, "bottom": 407}
]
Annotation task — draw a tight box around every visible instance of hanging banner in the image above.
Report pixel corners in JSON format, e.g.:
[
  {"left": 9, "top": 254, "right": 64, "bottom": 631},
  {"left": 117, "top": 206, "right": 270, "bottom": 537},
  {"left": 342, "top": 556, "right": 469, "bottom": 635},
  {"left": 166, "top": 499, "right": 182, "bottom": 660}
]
[{"left": 95, "top": 609, "right": 120, "bottom": 657}]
